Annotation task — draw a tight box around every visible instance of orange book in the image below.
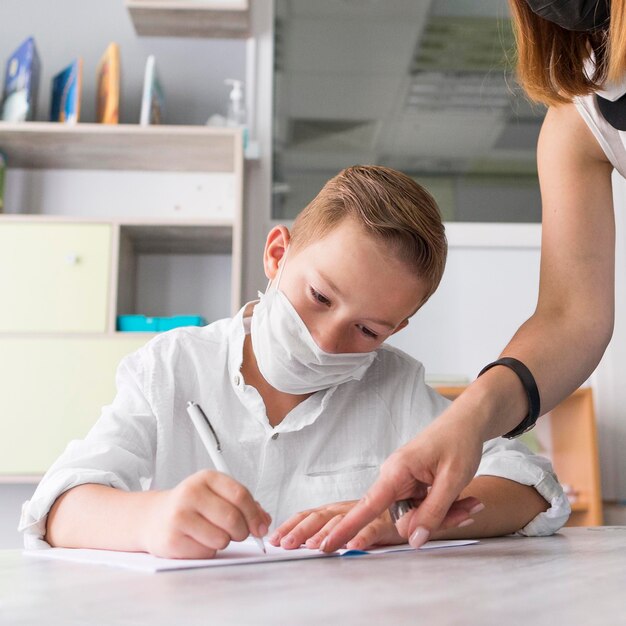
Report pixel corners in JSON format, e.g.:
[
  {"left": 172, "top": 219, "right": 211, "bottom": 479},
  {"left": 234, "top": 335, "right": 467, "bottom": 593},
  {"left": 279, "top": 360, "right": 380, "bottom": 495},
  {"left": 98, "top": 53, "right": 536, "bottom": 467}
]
[{"left": 96, "top": 42, "right": 120, "bottom": 124}]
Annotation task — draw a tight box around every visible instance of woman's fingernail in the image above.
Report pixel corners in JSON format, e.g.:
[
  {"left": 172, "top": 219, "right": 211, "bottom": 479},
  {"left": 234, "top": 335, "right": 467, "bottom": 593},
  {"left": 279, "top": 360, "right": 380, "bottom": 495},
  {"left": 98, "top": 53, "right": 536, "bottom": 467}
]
[
  {"left": 258, "top": 523, "right": 268, "bottom": 537},
  {"left": 409, "top": 527, "right": 430, "bottom": 548},
  {"left": 319, "top": 537, "right": 329, "bottom": 552},
  {"left": 469, "top": 503, "right": 485, "bottom": 516},
  {"left": 282, "top": 535, "right": 295, "bottom": 548},
  {"left": 457, "top": 518, "right": 475, "bottom": 529}
]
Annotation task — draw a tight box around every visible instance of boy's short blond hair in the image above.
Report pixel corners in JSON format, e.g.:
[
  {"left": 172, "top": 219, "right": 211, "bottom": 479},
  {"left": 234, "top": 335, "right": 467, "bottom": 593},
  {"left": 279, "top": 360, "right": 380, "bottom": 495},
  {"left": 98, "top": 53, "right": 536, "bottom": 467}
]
[{"left": 290, "top": 165, "right": 447, "bottom": 305}]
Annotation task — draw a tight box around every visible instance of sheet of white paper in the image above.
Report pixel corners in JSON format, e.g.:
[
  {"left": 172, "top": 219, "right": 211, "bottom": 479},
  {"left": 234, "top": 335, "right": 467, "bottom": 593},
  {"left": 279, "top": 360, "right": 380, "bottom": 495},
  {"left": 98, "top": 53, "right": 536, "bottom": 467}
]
[{"left": 24, "top": 538, "right": 478, "bottom": 573}]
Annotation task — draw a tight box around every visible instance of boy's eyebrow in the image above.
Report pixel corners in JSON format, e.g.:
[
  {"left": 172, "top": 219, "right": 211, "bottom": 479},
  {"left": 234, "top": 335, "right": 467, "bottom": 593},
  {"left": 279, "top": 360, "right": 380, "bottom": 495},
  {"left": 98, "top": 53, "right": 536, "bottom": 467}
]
[
  {"left": 317, "top": 271, "right": 396, "bottom": 330},
  {"left": 317, "top": 271, "right": 343, "bottom": 297}
]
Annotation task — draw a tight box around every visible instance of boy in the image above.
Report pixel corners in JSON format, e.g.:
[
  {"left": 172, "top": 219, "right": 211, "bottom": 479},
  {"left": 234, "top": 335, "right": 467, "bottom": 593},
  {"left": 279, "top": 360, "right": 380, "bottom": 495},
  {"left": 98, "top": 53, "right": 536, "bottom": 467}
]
[{"left": 19, "top": 166, "right": 570, "bottom": 558}]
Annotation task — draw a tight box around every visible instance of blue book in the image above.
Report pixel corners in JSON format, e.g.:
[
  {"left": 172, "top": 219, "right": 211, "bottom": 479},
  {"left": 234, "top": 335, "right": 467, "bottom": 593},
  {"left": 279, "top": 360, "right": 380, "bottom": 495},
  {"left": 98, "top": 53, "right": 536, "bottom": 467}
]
[
  {"left": 50, "top": 59, "right": 83, "bottom": 123},
  {"left": 1, "top": 37, "right": 41, "bottom": 122}
]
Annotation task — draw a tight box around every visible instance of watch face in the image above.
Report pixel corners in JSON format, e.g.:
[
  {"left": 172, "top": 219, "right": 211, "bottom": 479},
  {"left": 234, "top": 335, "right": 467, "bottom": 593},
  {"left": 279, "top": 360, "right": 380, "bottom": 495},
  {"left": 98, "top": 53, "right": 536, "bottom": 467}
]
[{"left": 596, "top": 93, "right": 626, "bottom": 131}]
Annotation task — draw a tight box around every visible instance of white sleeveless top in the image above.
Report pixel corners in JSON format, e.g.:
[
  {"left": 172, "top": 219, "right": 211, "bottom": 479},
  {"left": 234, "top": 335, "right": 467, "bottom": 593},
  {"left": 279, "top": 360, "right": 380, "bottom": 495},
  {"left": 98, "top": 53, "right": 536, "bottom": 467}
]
[{"left": 575, "top": 89, "right": 626, "bottom": 178}]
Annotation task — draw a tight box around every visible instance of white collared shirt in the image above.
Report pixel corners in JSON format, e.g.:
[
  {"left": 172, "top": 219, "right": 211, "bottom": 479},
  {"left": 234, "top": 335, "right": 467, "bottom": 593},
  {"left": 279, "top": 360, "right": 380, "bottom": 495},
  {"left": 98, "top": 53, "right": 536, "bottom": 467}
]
[{"left": 19, "top": 305, "right": 570, "bottom": 548}]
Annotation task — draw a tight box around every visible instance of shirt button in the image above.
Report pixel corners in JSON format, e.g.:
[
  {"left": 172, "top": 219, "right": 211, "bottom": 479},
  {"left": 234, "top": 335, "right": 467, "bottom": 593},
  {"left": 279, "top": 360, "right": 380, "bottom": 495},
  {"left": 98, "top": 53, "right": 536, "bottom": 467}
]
[
  {"left": 233, "top": 374, "right": 242, "bottom": 386},
  {"left": 271, "top": 433, "right": 279, "bottom": 440}
]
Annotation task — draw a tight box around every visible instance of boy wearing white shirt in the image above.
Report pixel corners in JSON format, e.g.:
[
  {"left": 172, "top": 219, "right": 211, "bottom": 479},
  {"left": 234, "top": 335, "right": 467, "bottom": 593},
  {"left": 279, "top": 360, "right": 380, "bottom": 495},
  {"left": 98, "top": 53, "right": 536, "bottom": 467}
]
[{"left": 19, "top": 166, "right": 570, "bottom": 558}]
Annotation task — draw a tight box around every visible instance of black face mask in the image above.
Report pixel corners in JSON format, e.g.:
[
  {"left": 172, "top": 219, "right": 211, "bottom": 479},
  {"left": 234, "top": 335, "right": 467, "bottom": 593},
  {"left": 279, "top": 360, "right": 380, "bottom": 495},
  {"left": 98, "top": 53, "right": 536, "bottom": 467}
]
[{"left": 525, "top": 0, "right": 610, "bottom": 31}]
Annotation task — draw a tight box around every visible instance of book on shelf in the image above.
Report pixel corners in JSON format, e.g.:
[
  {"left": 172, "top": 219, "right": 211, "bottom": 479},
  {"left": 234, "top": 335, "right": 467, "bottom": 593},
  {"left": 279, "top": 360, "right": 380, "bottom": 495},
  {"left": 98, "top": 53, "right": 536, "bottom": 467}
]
[
  {"left": 50, "top": 59, "right": 83, "bottom": 123},
  {"left": 1, "top": 37, "right": 41, "bottom": 122},
  {"left": 96, "top": 43, "right": 120, "bottom": 124},
  {"left": 140, "top": 55, "right": 164, "bottom": 125}
]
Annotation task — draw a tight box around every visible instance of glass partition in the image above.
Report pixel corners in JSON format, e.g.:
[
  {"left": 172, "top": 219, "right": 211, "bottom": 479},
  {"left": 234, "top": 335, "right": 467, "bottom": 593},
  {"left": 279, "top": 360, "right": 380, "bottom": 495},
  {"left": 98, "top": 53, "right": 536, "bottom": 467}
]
[{"left": 272, "top": 0, "right": 545, "bottom": 223}]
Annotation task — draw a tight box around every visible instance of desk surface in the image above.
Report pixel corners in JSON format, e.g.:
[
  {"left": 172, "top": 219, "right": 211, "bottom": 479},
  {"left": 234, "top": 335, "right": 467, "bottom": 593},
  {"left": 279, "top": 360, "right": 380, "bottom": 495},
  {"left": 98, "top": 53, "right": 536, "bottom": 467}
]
[{"left": 1, "top": 527, "right": 624, "bottom": 625}]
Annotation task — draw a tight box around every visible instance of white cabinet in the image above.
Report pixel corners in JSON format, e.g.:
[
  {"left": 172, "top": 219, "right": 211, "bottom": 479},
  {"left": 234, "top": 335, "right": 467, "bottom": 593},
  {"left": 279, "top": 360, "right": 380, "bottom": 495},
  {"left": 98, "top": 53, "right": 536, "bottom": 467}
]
[{"left": 0, "top": 223, "right": 112, "bottom": 333}]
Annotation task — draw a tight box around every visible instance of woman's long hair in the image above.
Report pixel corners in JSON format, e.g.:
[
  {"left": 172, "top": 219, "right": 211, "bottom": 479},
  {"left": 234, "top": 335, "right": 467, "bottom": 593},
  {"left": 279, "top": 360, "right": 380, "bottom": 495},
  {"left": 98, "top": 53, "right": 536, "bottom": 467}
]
[{"left": 509, "top": 0, "right": 626, "bottom": 105}]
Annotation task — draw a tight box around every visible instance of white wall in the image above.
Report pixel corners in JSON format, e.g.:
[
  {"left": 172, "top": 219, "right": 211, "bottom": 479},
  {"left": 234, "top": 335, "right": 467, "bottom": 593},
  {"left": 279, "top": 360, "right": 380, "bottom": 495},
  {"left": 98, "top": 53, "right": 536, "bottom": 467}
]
[{"left": 387, "top": 223, "right": 541, "bottom": 381}]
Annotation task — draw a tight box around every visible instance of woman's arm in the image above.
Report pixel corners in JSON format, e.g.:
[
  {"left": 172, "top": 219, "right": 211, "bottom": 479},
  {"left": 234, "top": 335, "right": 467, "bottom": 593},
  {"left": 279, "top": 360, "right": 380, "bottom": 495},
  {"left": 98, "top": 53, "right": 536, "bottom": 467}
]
[{"left": 322, "top": 103, "right": 615, "bottom": 551}]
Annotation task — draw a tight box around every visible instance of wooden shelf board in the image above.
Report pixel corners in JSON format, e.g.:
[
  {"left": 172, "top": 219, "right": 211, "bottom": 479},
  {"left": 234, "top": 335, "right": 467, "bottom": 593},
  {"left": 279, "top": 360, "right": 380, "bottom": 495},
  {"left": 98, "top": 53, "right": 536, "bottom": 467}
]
[
  {"left": 0, "top": 122, "right": 240, "bottom": 172},
  {"left": 121, "top": 223, "right": 233, "bottom": 254},
  {"left": 126, "top": 0, "right": 250, "bottom": 38},
  {"left": 0, "top": 215, "right": 234, "bottom": 227}
]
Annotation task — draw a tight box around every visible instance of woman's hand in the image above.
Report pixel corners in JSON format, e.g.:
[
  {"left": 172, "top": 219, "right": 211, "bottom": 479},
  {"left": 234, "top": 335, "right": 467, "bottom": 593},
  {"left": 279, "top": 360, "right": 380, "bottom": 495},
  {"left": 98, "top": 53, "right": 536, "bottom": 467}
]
[
  {"left": 269, "top": 500, "right": 404, "bottom": 551},
  {"left": 319, "top": 411, "right": 485, "bottom": 552},
  {"left": 143, "top": 470, "right": 271, "bottom": 559}
]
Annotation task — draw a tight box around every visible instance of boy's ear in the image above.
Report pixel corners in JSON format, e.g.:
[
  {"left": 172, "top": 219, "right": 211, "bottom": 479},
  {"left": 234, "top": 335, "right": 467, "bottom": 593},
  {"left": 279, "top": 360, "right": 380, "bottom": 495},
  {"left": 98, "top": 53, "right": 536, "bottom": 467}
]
[{"left": 263, "top": 225, "right": 291, "bottom": 282}]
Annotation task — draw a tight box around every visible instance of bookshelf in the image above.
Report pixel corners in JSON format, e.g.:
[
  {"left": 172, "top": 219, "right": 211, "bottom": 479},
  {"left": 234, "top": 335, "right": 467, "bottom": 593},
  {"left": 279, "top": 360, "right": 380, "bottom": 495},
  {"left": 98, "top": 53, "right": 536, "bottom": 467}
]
[
  {"left": 125, "top": 0, "right": 250, "bottom": 38},
  {"left": 435, "top": 386, "right": 603, "bottom": 527},
  {"left": 0, "top": 122, "right": 238, "bottom": 171}
]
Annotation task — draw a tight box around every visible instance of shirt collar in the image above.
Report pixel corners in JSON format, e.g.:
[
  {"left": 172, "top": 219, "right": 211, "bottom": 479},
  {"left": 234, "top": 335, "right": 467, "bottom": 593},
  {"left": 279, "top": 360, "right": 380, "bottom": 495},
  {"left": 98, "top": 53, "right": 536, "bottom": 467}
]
[{"left": 226, "top": 301, "right": 336, "bottom": 434}]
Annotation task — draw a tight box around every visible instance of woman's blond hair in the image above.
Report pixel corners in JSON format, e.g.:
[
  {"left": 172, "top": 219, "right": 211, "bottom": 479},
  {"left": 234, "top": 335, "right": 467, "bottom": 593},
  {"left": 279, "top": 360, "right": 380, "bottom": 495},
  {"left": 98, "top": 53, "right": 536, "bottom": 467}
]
[
  {"left": 290, "top": 165, "right": 447, "bottom": 304},
  {"left": 509, "top": 0, "right": 626, "bottom": 105}
]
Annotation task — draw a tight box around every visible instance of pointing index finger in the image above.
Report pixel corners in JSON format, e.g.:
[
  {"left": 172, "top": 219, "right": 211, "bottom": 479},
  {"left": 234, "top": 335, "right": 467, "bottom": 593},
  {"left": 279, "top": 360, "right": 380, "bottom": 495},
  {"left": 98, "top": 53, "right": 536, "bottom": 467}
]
[{"left": 320, "top": 476, "right": 397, "bottom": 552}]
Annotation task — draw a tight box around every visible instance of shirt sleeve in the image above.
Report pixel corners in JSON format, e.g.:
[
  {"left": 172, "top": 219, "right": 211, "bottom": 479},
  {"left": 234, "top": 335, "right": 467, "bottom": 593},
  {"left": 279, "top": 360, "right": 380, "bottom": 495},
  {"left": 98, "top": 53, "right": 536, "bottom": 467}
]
[
  {"left": 477, "top": 436, "right": 571, "bottom": 536},
  {"left": 18, "top": 349, "right": 157, "bottom": 549}
]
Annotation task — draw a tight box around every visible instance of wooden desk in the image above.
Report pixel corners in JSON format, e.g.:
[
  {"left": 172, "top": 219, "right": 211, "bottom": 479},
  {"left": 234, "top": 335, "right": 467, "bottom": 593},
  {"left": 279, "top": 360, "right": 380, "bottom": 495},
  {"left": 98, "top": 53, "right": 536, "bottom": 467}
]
[{"left": 1, "top": 528, "right": 624, "bottom": 625}]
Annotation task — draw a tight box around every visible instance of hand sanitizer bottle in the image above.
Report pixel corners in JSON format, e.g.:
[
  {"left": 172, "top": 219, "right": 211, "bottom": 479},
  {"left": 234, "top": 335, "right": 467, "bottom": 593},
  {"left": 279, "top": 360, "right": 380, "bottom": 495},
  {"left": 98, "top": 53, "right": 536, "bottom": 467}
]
[{"left": 224, "top": 78, "right": 248, "bottom": 149}]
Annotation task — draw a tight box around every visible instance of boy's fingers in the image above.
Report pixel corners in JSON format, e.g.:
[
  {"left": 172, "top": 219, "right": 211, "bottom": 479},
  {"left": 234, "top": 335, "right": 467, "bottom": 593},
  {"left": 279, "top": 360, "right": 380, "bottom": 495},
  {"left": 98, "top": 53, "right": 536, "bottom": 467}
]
[
  {"left": 280, "top": 510, "right": 334, "bottom": 550},
  {"left": 184, "top": 512, "right": 233, "bottom": 552},
  {"left": 321, "top": 476, "right": 398, "bottom": 552},
  {"left": 205, "top": 472, "right": 270, "bottom": 538},
  {"left": 155, "top": 530, "right": 218, "bottom": 560},
  {"left": 195, "top": 489, "right": 250, "bottom": 542},
  {"left": 345, "top": 519, "right": 387, "bottom": 551},
  {"left": 305, "top": 514, "right": 344, "bottom": 549},
  {"left": 269, "top": 511, "right": 309, "bottom": 546}
]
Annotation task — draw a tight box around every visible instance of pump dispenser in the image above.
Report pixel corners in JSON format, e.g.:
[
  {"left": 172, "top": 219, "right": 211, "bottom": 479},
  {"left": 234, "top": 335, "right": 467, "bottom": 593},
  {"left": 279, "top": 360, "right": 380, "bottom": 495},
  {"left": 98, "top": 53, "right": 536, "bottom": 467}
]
[{"left": 225, "top": 78, "right": 248, "bottom": 148}]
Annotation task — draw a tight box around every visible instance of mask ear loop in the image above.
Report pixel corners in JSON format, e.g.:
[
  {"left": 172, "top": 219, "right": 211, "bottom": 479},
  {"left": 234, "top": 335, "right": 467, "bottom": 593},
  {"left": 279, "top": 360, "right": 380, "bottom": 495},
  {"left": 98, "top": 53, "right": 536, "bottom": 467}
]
[{"left": 268, "top": 244, "right": 289, "bottom": 293}]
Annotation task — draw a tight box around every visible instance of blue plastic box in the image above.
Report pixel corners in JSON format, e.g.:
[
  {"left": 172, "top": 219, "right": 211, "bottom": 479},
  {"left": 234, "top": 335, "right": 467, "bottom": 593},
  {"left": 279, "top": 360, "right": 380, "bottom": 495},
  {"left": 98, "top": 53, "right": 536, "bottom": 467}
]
[{"left": 117, "top": 315, "right": 206, "bottom": 332}]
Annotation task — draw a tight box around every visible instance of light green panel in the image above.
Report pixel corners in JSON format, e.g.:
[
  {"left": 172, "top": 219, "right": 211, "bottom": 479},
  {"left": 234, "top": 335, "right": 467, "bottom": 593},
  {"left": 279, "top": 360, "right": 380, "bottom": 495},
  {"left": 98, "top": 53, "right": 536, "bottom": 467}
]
[
  {"left": 0, "top": 336, "right": 152, "bottom": 475},
  {"left": 0, "top": 223, "right": 112, "bottom": 332}
]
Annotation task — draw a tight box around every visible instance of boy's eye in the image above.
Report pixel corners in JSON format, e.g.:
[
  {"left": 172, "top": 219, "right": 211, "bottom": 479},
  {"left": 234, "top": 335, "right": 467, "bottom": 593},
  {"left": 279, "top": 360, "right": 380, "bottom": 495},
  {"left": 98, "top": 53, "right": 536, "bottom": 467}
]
[
  {"left": 358, "top": 325, "right": 378, "bottom": 339},
  {"left": 310, "top": 286, "right": 331, "bottom": 307}
]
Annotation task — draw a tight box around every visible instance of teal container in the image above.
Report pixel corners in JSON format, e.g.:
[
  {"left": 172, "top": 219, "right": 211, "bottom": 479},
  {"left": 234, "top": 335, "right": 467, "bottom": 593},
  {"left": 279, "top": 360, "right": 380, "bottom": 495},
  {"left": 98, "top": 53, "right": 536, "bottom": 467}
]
[{"left": 117, "top": 315, "right": 206, "bottom": 332}]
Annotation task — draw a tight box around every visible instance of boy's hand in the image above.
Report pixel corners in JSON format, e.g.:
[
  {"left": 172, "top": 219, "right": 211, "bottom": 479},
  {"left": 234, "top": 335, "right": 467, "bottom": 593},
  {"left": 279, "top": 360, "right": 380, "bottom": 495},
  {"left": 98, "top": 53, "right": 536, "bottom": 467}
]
[
  {"left": 268, "top": 501, "right": 404, "bottom": 551},
  {"left": 143, "top": 470, "right": 271, "bottom": 559}
]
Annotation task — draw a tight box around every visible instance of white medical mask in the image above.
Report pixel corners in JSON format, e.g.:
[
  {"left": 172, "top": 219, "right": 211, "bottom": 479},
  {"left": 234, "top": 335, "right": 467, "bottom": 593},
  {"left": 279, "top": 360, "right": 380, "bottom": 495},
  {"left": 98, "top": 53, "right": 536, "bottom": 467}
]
[{"left": 250, "top": 249, "right": 377, "bottom": 394}]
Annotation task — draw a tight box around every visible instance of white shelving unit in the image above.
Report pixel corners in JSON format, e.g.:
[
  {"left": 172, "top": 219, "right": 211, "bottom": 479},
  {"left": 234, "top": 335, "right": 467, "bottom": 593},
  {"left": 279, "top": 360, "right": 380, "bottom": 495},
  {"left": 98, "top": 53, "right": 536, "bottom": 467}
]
[
  {"left": 125, "top": 0, "right": 250, "bottom": 38},
  {"left": 0, "top": 121, "right": 244, "bottom": 314},
  {"left": 0, "top": 121, "right": 244, "bottom": 477}
]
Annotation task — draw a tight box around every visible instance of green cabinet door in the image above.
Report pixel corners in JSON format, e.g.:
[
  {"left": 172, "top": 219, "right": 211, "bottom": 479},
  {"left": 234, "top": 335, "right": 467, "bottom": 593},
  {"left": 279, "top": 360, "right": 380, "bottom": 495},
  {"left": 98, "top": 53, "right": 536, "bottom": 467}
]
[
  {"left": 0, "top": 223, "right": 112, "bottom": 333},
  {"left": 0, "top": 336, "right": 152, "bottom": 475}
]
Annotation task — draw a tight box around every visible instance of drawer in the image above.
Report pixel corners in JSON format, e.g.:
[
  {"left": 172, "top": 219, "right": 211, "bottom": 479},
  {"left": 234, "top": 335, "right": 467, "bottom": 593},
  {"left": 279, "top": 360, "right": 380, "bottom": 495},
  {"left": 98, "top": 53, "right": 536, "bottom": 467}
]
[
  {"left": 0, "top": 335, "right": 152, "bottom": 475},
  {"left": 0, "top": 222, "right": 112, "bottom": 333}
]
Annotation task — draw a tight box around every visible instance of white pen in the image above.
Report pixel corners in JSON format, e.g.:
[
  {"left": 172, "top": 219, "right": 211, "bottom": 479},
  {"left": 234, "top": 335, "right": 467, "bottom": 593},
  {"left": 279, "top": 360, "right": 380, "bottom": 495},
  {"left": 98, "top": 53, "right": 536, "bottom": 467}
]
[{"left": 186, "top": 401, "right": 267, "bottom": 554}]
